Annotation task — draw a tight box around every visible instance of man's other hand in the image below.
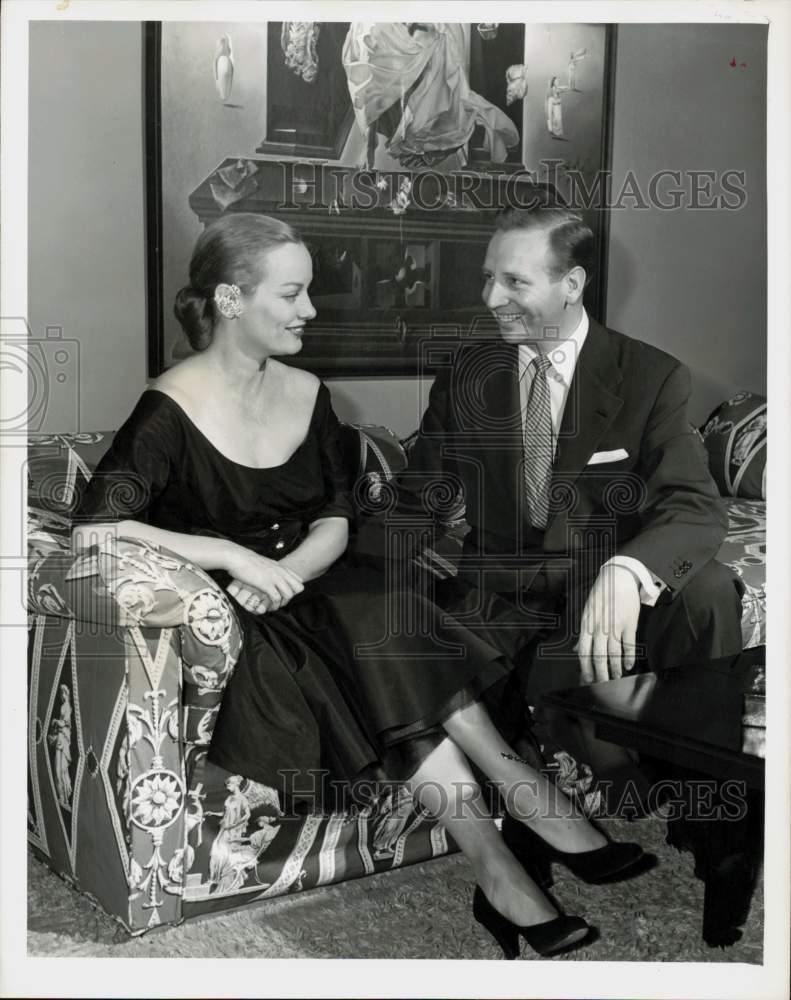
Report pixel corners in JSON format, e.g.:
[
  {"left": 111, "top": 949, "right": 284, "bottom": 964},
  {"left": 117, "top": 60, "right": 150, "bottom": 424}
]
[{"left": 577, "top": 564, "right": 641, "bottom": 683}]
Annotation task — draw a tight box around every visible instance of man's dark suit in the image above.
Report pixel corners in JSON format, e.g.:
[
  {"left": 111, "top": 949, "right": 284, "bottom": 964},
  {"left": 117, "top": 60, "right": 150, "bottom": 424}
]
[
  {"left": 406, "top": 318, "right": 729, "bottom": 598},
  {"left": 387, "top": 318, "right": 745, "bottom": 788}
]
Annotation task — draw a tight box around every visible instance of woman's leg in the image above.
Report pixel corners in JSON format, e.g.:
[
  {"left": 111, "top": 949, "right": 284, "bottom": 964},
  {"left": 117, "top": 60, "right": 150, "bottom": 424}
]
[
  {"left": 407, "top": 736, "right": 558, "bottom": 927},
  {"left": 442, "top": 700, "right": 608, "bottom": 853}
]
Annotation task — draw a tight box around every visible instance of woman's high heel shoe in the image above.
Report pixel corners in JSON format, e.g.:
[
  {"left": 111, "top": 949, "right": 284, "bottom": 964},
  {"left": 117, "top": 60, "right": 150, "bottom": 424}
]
[
  {"left": 502, "top": 813, "right": 654, "bottom": 887},
  {"left": 472, "top": 886, "right": 593, "bottom": 959}
]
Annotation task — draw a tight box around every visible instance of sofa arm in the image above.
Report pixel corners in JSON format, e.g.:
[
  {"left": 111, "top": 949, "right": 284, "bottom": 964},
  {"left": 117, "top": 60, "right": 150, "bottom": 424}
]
[
  {"left": 28, "top": 535, "right": 244, "bottom": 931},
  {"left": 98, "top": 537, "right": 243, "bottom": 745},
  {"left": 30, "top": 536, "right": 231, "bottom": 624},
  {"left": 28, "top": 536, "right": 243, "bottom": 745}
]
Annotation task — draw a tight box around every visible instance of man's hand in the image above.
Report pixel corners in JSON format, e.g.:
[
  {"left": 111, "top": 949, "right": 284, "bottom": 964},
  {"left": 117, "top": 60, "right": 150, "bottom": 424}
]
[{"left": 577, "top": 564, "right": 641, "bottom": 683}]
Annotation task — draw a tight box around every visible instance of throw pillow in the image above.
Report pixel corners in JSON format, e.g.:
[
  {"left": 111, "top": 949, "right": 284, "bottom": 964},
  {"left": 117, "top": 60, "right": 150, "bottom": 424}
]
[{"left": 701, "top": 392, "right": 767, "bottom": 499}]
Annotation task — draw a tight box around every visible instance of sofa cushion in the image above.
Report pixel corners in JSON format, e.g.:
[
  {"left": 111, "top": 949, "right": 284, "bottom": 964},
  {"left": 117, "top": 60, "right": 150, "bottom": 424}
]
[{"left": 701, "top": 392, "right": 766, "bottom": 499}]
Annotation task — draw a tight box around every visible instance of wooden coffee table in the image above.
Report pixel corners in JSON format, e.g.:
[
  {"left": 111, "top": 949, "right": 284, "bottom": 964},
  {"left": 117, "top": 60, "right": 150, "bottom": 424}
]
[{"left": 541, "top": 651, "right": 765, "bottom": 947}]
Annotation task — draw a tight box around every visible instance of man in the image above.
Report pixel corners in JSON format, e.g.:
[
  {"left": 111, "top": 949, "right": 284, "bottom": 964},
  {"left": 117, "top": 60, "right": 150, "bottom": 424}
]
[{"left": 389, "top": 205, "right": 745, "bottom": 808}]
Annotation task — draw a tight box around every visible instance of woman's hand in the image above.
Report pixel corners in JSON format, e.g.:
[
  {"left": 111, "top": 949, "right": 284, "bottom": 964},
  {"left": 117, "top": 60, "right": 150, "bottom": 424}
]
[
  {"left": 225, "top": 548, "right": 304, "bottom": 612},
  {"left": 226, "top": 579, "right": 272, "bottom": 615}
]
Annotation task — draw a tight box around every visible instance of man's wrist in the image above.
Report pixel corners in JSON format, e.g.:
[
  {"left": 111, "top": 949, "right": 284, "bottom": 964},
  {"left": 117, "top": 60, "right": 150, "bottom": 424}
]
[
  {"left": 605, "top": 555, "right": 666, "bottom": 605},
  {"left": 602, "top": 560, "right": 641, "bottom": 590}
]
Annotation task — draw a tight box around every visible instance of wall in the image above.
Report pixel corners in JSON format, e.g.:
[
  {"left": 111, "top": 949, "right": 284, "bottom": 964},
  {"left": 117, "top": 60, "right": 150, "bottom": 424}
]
[
  {"left": 606, "top": 23, "right": 767, "bottom": 423},
  {"left": 28, "top": 22, "right": 147, "bottom": 433},
  {"left": 28, "top": 21, "right": 766, "bottom": 434}
]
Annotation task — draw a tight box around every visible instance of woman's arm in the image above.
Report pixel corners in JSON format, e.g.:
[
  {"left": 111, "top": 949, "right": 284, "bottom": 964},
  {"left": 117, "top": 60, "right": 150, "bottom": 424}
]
[
  {"left": 278, "top": 516, "right": 349, "bottom": 582},
  {"left": 71, "top": 519, "right": 305, "bottom": 606},
  {"left": 72, "top": 519, "right": 238, "bottom": 572}
]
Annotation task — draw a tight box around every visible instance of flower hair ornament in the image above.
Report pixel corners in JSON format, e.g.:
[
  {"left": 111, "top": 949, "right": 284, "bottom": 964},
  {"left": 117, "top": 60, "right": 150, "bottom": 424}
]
[{"left": 214, "top": 283, "right": 243, "bottom": 319}]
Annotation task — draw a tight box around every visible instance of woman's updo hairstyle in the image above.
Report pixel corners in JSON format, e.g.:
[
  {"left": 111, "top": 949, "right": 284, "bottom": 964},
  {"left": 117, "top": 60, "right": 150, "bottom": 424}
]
[{"left": 173, "top": 213, "right": 304, "bottom": 351}]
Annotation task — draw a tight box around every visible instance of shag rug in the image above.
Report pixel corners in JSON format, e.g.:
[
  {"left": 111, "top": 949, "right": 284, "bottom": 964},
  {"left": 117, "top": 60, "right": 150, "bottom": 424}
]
[{"left": 28, "top": 817, "right": 762, "bottom": 962}]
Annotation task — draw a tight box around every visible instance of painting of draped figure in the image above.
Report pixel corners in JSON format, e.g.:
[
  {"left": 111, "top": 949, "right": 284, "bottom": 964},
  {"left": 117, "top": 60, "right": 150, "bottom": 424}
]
[
  {"left": 340, "top": 22, "right": 521, "bottom": 171},
  {"left": 254, "top": 21, "right": 528, "bottom": 171}
]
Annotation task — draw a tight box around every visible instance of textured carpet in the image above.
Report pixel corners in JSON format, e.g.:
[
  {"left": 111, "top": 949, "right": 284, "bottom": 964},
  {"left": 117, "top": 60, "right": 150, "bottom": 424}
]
[{"left": 28, "top": 817, "right": 763, "bottom": 962}]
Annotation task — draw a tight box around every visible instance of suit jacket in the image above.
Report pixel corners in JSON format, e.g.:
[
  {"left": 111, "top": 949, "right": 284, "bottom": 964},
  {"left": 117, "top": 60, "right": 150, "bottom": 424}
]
[{"left": 395, "top": 318, "right": 728, "bottom": 599}]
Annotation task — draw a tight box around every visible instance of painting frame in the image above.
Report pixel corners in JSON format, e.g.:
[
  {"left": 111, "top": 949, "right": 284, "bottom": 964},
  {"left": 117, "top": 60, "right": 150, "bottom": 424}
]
[{"left": 145, "top": 21, "right": 617, "bottom": 378}]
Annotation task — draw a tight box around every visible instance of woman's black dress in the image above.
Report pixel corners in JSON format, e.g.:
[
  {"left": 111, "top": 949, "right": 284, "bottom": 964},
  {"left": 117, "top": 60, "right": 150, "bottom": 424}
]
[{"left": 76, "top": 385, "right": 520, "bottom": 801}]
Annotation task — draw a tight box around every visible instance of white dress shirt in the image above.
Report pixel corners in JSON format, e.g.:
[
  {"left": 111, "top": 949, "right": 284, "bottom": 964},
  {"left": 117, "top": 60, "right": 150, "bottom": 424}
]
[{"left": 517, "top": 309, "right": 666, "bottom": 606}]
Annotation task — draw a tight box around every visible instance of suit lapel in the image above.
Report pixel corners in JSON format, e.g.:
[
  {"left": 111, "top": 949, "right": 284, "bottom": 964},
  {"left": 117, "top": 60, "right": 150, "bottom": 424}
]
[
  {"left": 464, "top": 340, "right": 523, "bottom": 532},
  {"left": 460, "top": 326, "right": 625, "bottom": 543},
  {"left": 480, "top": 341, "right": 522, "bottom": 434},
  {"left": 549, "top": 320, "right": 624, "bottom": 520}
]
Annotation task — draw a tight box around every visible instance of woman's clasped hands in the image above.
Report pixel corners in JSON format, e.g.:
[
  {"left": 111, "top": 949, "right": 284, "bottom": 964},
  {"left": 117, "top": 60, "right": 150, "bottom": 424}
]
[{"left": 225, "top": 548, "right": 304, "bottom": 614}]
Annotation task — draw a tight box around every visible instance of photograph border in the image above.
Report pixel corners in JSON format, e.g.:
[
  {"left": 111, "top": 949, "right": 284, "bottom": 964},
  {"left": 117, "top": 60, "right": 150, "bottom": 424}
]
[{"left": 2, "top": 2, "right": 789, "bottom": 999}]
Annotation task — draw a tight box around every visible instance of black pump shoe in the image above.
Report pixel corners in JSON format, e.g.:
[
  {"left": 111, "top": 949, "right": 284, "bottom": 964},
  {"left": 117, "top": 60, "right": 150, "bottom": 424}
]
[
  {"left": 502, "top": 813, "right": 655, "bottom": 887},
  {"left": 472, "top": 886, "right": 593, "bottom": 959}
]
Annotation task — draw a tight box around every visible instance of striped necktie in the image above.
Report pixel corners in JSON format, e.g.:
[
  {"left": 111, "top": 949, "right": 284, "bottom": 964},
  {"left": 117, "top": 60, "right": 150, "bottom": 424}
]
[{"left": 521, "top": 354, "right": 554, "bottom": 529}]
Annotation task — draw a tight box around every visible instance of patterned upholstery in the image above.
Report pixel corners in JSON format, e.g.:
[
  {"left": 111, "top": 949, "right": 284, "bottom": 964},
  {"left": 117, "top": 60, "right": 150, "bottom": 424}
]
[
  {"left": 701, "top": 391, "right": 767, "bottom": 500},
  {"left": 716, "top": 498, "right": 767, "bottom": 649},
  {"left": 27, "top": 427, "right": 452, "bottom": 935},
  {"left": 27, "top": 402, "right": 767, "bottom": 932}
]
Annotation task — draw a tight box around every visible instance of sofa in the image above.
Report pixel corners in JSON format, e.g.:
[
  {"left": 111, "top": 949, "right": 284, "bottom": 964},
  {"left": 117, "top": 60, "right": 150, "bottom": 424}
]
[
  {"left": 26, "top": 392, "right": 766, "bottom": 935},
  {"left": 26, "top": 421, "right": 449, "bottom": 935}
]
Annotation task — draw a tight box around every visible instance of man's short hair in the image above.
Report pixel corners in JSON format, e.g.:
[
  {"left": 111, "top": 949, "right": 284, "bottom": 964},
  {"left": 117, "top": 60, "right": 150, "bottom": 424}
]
[{"left": 494, "top": 205, "right": 595, "bottom": 287}]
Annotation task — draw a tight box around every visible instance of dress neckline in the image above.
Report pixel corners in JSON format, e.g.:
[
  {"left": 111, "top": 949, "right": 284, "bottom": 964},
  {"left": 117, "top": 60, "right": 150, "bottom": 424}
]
[{"left": 145, "top": 387, "right": 320, "bottom": 471}]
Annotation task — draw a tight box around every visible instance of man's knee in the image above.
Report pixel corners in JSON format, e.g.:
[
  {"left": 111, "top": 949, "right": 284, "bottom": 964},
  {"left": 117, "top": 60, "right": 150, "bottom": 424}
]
[{"left": 681, "top": 559, "right": 744, "bottom": 631}]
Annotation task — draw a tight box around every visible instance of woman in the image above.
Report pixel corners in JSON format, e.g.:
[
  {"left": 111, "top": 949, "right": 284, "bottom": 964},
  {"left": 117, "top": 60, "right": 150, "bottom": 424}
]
[
  {"left": 73, "top": 213, "right": 650, "bottom": 959},
  {"left": 206, "top": 775, "right": 252, "bottom": 893}
]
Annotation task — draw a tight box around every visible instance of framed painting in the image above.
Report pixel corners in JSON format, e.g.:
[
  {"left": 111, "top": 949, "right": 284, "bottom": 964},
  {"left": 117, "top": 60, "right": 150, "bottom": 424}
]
[{"left": 145, "top": 21, "right": 616, "bottom": 377}]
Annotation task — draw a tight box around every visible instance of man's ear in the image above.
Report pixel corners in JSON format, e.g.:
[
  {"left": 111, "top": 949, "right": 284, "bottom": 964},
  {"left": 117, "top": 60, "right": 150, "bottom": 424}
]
[{"left": 564, "top": 266, "right": 587, "bottom": 304}]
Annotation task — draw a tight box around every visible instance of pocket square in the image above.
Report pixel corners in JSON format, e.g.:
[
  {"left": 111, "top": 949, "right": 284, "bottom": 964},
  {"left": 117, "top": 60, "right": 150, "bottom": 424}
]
[{"left": 588, "top": 448, "right": 629, "bottom": 465}]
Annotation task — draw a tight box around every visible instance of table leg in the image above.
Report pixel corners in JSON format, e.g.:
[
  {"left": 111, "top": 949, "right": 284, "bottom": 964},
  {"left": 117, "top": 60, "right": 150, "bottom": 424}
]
[{"left": 662, "top": 777, "right": 763, "bottom": 948}]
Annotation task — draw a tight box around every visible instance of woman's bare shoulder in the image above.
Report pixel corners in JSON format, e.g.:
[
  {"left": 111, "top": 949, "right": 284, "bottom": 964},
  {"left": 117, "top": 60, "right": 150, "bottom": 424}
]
[
  {"left": 150, "top": 357, "right": 210, "bottom": 407},
  {"left": 270, "top": 360, "right": 321, "bottom": 405}
]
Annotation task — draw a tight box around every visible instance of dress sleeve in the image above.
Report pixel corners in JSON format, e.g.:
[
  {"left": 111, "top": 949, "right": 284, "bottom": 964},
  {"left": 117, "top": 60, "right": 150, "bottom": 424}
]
[
  {"left": 313, "top": 383, "right": 354, "bottom": 523},
  {"left": 74, "top": 392, "right": 181, "bottom": 524}
]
